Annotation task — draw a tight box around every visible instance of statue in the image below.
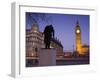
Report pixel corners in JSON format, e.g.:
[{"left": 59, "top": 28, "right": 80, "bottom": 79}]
[{"left": 43, "top": 25, "right": 54, "bottom": 49}]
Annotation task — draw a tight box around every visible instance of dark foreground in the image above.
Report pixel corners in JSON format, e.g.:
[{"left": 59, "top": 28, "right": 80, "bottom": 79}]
[{"left": 26, "top": 57, "right": 89, "bottom": 67}]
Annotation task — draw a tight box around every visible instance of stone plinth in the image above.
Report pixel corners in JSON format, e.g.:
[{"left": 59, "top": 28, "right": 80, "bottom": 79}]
[{"left": 38, "top": 48, "right": 56, "bottom": 66}]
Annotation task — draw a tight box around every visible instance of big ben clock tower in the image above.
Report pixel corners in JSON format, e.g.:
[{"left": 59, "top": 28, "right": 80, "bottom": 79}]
[{"left": 75, "top": 21, "right": 82, "bottom": 55}]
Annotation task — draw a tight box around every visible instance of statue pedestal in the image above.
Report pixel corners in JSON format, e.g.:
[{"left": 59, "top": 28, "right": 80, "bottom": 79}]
[{"left": 38, "top": 48, "right": 56, "bottom": 66}]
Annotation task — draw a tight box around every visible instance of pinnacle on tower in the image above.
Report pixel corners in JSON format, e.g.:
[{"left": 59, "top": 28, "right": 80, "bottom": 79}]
[{"left": 76, "top": 20, "right": 79, "bottom": 26}]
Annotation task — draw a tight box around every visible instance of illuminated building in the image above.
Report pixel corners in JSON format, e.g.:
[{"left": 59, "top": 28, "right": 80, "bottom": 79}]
[
  {"left": 75, "top": 21, "right": 82, "bottom": 54},
  {"left": 75, "top": 21, "right": 89, "bottom": 55},
  {"left": 81, "top": 45, "right": 89, "bottom": 54},
  {"left": 26, "top": 23, "right": 44, "bottom": 57}
]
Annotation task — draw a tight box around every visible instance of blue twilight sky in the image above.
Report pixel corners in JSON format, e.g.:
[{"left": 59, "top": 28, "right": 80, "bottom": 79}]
[{"left": 26, "top": 12, "right": 89, "bottom": 52}]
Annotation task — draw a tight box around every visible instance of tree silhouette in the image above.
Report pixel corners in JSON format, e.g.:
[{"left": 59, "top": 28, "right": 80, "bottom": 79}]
[{"left": 26, "top": 12, "right": 53, "bottom": 29}]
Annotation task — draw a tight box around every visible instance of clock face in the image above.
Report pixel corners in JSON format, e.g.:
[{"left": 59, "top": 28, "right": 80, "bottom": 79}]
[{"left": 76, "top": 29, "right": 80, "bottom": 33}]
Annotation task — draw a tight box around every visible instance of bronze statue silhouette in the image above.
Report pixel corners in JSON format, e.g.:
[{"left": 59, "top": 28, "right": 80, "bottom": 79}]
[{"left": 43, "top": 25, "right": 54, "bottom": 49}]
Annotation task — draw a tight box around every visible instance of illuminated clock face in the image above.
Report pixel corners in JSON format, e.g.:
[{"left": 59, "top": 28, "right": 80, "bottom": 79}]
[{"left": 76, "top": 29, "right": 80, "bottom": 33}]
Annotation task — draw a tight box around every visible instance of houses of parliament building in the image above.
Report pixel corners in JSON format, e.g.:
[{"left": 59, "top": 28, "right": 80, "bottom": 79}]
[{"left": 75, "top": 21, "right": 89, "bottom": 56}]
